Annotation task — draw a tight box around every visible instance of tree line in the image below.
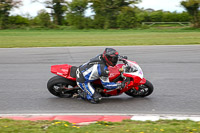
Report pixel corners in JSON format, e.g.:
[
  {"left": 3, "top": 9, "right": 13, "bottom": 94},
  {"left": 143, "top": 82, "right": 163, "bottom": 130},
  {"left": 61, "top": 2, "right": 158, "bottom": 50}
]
[{"left": 0, "top": 0, "right": 199, "bottom": 29}]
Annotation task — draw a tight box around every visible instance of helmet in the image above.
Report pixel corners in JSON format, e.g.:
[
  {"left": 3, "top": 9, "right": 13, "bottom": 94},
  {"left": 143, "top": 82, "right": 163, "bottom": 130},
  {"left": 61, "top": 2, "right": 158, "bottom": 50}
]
[{"left": 102, "top": 48, "right": 119, "bottom": 66}]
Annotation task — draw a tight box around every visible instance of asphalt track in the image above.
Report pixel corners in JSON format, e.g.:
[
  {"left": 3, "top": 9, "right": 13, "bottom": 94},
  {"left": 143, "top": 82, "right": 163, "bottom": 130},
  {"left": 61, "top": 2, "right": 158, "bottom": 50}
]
[{"left": 0, "top": 45, "right": 200, "bottom": 115}]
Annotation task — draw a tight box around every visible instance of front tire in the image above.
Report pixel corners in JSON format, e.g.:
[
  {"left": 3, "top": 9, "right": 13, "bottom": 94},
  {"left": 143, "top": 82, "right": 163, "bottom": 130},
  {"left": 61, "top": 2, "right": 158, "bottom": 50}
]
[
  {"left": 125, "top": 80, "right": 154, "bottom": 97},
  {"left": 47, "top": 76, "right": 77, "bottom": 98}
]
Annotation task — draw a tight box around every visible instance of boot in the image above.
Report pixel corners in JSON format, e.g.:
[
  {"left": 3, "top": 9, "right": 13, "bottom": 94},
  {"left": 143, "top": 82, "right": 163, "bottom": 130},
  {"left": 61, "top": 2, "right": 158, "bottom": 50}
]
[
  {"left": 89, "top": 92, "right": 102, "bottom": 104},
  {"left": 77, "top": 89, "right": 87, "bottom": 99}
]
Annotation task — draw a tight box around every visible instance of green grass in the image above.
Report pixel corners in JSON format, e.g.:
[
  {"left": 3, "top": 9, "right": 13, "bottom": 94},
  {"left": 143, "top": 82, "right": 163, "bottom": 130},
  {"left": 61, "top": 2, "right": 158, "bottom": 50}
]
[
  {"left": 0, "top": 119, "right": 200, "bottom": 133},
  {"left": 0, "top": 28, "right": 200, "bottom": 48}
]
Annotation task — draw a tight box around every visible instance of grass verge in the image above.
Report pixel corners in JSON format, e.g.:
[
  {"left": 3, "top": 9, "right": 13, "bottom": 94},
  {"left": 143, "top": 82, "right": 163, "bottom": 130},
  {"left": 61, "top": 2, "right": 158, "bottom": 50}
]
[
  {"left": 0, "top": 119, "right": 200, "bottom": 133},
  {"left": 0, "top": 28, "right": 200, "bottom": 48}
]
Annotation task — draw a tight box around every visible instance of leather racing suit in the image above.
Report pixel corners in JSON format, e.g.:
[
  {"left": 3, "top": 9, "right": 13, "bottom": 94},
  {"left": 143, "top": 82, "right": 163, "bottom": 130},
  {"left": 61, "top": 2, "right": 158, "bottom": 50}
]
[{"left": 76, "top": 54, "right": 120, "bottom": 101}]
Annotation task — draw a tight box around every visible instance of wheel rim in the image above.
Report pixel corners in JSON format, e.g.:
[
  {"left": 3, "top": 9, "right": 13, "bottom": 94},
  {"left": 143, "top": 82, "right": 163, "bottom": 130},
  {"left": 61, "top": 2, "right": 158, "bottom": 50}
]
[
  {"left": 127, "top": 85, "right": 150, "bottom": 96},
  {"left": 138, "top": 85, "right": 150, "bottom": 96}
]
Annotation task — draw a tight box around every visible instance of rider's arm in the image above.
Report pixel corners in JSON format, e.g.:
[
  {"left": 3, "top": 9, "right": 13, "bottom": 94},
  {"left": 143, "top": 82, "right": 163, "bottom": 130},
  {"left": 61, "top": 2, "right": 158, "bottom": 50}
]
[
  {"left": 100, "top": 76, "right": 120, "bottom": 90},
  {"left": 98, "top": 64, "right": 121, "bottom": 90}
]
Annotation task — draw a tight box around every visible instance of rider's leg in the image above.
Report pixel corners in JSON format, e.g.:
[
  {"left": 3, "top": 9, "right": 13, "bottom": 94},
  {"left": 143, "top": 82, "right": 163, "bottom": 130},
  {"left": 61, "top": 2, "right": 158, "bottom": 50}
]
[
  {"left": 76, "top": 82, "right": 88, "bottom": 99},
  {"left": 77, "top": 82, "right": 101, "bottom": 103}
]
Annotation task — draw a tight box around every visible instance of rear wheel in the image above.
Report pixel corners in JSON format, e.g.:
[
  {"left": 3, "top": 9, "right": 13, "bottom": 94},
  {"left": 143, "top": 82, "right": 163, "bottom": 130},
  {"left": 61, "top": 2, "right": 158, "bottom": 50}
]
[
  {"left": 47, "top": 76, "right": 77, "bottom": 98},
  {"left": 125, "top": 80, "right": 154, "bottom": 97}
]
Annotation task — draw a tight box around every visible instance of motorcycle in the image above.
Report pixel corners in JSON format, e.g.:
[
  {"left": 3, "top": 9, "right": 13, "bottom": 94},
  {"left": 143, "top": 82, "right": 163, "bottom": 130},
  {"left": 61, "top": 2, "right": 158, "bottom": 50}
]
[{"left": 47, "top": 56, "right": 154, "bottom": 102}]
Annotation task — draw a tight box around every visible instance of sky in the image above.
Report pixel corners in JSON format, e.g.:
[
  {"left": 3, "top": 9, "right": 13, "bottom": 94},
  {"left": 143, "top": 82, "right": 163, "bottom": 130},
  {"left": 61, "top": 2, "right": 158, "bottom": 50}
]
[{"left": 11, "top": 0, "right": 185, "bottom": 17}]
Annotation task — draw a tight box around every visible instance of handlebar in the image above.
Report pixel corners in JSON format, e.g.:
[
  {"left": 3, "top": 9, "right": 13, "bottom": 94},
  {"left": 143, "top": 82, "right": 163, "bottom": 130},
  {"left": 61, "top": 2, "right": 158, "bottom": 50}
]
[{"left": 119, "top": 55, "right": 128, "bottom": 61}]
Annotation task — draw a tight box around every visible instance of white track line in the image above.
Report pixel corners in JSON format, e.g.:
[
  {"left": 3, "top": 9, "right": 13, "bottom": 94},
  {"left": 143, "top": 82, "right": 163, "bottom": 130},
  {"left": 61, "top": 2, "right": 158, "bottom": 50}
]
[{"left": 130, "top": 114, "right": 200, "bottom": 121}]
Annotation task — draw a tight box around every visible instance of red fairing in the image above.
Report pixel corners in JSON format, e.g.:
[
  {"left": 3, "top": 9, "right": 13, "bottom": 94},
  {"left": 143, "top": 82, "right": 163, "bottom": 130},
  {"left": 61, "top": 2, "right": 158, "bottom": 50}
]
[
  {"left": 140, "top": 78, "right": 146, "bottom": 85},
  {"left": 51, "top": 64, "right": 76, "bottom": 81},
  {"left": 108, "top": 64, "right": 123, "bottom": 82},
  {"left": 134, "top": 78, "right": 146, "bottom": 91}
]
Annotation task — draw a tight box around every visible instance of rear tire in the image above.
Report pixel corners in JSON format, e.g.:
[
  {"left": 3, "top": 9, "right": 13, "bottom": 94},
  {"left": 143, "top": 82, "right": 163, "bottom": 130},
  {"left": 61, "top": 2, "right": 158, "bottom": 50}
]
[
  {"left": 47, "top": 76, "right": 77, "bottom": 98},
  {"left": 125, "top": 80, "right": 154, "bottom": 97}
]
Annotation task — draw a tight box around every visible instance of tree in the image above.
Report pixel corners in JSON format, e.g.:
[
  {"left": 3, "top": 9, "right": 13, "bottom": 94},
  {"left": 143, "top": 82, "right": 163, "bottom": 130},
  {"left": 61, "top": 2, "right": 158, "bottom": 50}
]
[
  {"left": 0, "top": 0, "right": 22, "bottom": 29},
  {"left": 34, "top": 9, "right": 52, "bottom": 27},
  {"left": 8, "top": 15, "right": 29, "bottom": 27},
  {"left": 117, "top": 6, "right": 138, "bottom": 28},
  {"left": 90, "top": 0, "right": 141, "bottom": 29},
  {"left": 66, "top": 0, "right": 91, "bottom": 29},
  {"left": 181, "top": 0, "right": 200, "bottom": 28},
  {"left": 44, "top": 0, "right": 68, "bottom": 25},
  {"left": 149, "top": 10, "right": 163, "bottom": 22}
]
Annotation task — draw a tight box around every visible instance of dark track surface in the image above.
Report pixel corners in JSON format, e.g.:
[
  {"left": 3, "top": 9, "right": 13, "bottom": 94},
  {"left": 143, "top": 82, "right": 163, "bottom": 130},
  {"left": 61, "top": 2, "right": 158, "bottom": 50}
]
[{"left": 0, "top": 46, "right": 200, "bottom": 115}]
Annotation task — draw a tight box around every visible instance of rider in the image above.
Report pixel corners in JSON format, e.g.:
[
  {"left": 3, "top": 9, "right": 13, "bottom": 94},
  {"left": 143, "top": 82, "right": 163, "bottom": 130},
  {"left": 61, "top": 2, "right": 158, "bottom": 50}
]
[{"left": 76, "top": 48, "right": 124, "bottom": 103}]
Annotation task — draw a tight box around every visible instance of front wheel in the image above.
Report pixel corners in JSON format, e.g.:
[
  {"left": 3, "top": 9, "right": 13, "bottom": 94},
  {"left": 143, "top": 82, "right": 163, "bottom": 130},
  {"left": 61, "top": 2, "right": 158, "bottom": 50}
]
[
  {"left": 47, "top": 76, "right": 77, "bottom": 98},
  {"left": 125, "top": 80, "right": 154, "bottom": 97}
]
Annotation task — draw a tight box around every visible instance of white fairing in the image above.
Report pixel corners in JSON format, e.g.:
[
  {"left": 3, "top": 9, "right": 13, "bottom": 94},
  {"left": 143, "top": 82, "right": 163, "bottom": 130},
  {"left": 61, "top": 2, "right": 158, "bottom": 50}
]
[{"left": 124, "top": 60, "right": 144, "bottom": 79}]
